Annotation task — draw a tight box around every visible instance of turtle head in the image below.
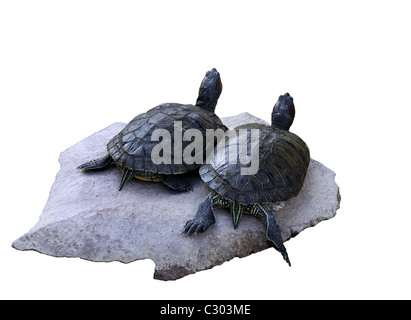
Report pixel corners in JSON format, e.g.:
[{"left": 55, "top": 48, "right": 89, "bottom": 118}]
[
  {"left": 195, "top": 68, "right": 222, "bottom": 113},
  {"left": 271, "top": 93, "right": 295, "bottom": 131}
]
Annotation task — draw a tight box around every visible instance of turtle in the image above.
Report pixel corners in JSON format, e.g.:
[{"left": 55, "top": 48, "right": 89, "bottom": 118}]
[
  {"left": 78, "top": 68, "right": 226, "bottom": 192},
  {"left": 183, "top": 93, "right": 310, "bottom": 266}
]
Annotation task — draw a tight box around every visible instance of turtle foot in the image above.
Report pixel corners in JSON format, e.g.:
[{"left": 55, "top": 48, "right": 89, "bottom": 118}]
[
  {"left": 257, "top": 203, "right": 292, "bottom": 266},
  {"left": 183, "top": 216, "right": 215, "bottom": 236},
  {"left": 182, "top": 193, "right": 215, "bottom": 236},
  {"left": 77, "top": 154, "right": 113, "bottom": 171}
]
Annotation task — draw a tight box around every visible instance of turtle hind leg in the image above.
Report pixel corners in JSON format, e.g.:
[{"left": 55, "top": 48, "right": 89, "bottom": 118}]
[
  {"left": 255, "top": 203, "right": 291, "bottom": 266},
  {"left": 183, "top": 193, "right": 216, "bottom": 235},
  {"left": 77, "top": 153, "right": 113, "bottom": 171},
  {"left": 162, "top": 175, "right": 193, "bottom": 192}
]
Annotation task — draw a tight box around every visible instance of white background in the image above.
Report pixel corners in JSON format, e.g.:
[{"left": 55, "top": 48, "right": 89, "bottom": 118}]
[{"left": 1, "top": 0, "right": 410, "bottom": 300}]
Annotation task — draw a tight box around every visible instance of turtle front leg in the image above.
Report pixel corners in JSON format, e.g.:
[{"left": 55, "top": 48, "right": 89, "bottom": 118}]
[
  {"left": 254, "top": 203, "right": 291, "bottom": 266},
  {"left": 183, "top": 193, "right": 216, "bottom": 235}
]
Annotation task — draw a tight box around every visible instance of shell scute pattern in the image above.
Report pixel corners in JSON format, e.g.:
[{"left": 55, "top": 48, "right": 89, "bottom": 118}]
[
  {"left": 124, "top": 140, "right": 144, "bottom": 157},
  {"left": 200, "top": 125, "right": 310, "bottom": 205},
  {"left": 147, "top": 111, "right": 170, "bottom": 125},
  {"left": 107, "top": 103, "right": 226, "bottom": 175},
  {"left": 122, "top": 116, "right": 148, "bottom": 135},
  {"left": 122, "top": 131, "right": 136, "bottom": 143}
]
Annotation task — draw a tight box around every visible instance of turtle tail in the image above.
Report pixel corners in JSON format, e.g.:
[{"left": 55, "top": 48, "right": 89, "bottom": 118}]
[{"left": 118, "top": 168, "right": 134, "bottom": 191}]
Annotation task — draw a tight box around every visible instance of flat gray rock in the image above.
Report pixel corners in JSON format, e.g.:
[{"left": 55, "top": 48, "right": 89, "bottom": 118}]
[{"left": 12, "top": 112, "right": 341, "bottom": 280}]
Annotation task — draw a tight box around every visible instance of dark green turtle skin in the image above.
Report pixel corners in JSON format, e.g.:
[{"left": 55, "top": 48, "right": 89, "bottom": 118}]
[
  {"left": 78, "top": 68, "right": 226, "bottom": 191},
  {"left": 183, "top": 93, "right": 310, "bottom": 266}
]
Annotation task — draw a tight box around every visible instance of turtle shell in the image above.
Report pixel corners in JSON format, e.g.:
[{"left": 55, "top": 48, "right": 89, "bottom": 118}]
[
  {"left": 107, "top": 103, "right": 226, "bottom": 175},
  {"left": 200, "top": 123, "right": 310, "bottom": 204}
]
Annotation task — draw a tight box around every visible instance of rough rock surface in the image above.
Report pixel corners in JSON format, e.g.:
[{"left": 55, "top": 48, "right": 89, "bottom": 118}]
[{"left": 12, "top": 112, "right": 341, "bottom": 280}]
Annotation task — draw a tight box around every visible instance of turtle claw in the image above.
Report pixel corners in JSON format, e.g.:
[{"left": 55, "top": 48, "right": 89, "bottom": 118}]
[
  {"left": 183, "top": 218, "right": 214, "bottom": 236},
  {"left": 182, "top": 220, "right": 200, "bottom": 236},
  {"left": 183, "top": 193, "right": 216, "bottom": 236}
]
